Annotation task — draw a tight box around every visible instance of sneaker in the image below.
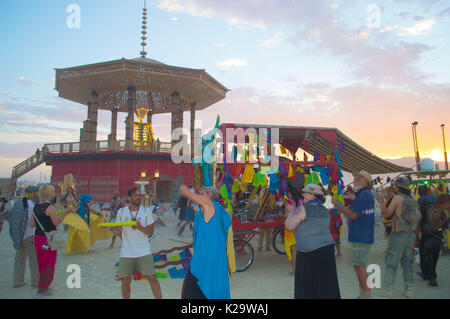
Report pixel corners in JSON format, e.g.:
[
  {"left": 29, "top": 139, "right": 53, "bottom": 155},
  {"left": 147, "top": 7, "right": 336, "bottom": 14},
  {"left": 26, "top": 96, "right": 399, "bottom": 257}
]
[
  {"left": 265, "top": 247, "right": 272, "bottom": 252},
  {"left": 37, "top": 290, "right": 53, "bottom": 297},
  {"left": 358, "top": 290, "right": 372, "bottom": 299},
  {"left": 402, "top": 286, "right": 414, "bottom": 298},
  {"left": 377, "top": 288, "right": 393, "bottom": 298},
  {"left": 416, "top": 271, "right": 428, "bottom": 281},
  {"left": 37, "top": 288, "right": 53, "bottom": 296},
  {"left": 257, "top": 247, "right": 263, "bottom": 252},
  {"left": 13, "top": 282, "right": 27, "bottom": 288},
  {"left": 428, "top": 279, "right": 438, "bottom": 287}
]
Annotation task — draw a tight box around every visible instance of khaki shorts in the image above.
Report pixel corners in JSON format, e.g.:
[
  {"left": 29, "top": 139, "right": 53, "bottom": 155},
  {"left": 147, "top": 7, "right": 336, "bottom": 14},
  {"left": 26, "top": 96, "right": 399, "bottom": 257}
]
[
  {"left": 350, "top": 243, "right": 371, "bottom": 266},
  {"left": 118, "top": 255, "right": 155, "bottom": 278}
]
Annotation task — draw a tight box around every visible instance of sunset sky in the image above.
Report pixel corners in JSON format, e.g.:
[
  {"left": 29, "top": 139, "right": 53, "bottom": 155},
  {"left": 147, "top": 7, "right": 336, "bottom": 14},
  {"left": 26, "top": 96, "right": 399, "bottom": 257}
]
[{"left": 1, "top": 0, "right": 449, "bottom": 181}]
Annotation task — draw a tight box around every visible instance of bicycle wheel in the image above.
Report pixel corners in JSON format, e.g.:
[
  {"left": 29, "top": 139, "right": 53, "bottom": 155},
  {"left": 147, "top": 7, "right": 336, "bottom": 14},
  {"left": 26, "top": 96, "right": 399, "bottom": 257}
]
[
  {"left": 272, "top": 228, "right": 287, "bottom": 255},
  {"left": 234, "top": 239, "right": 254, "bottom": 272}
]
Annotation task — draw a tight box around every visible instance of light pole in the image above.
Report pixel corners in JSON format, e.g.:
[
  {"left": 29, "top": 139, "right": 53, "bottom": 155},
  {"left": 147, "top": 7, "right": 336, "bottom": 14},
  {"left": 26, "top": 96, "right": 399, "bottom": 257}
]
[
  {"left": 441, "top": 124, "right": 448, "bottom": 171},
  {"left": 412, "top": 121, "right": 421, "bottom": 171}
]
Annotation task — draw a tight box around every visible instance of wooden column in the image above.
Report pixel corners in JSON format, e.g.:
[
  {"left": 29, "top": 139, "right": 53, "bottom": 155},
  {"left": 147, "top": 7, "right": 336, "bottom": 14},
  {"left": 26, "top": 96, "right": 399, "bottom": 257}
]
[
  {"left": 108, "top": 108, "right": 118, "bottom": 150},
  {"left": 80, "top": 91, "right": 98, "bottom": 152},
  {"left": 190, "top": 102, "right": 196, "bottom": 155},
  {"left": 125, "top": 87, "right": 136, "bottom": 150},
  {"left": 170, "top": 92, "right": 184, "bottom": 147}
]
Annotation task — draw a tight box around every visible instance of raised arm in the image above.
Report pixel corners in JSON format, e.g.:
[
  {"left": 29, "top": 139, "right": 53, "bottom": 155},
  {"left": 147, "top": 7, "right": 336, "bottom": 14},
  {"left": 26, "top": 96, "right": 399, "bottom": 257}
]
[
  {"left": 48, "top": 205, "right": 72, "bottom": 227},
  {"left": 180, "top": 185, "right": 215, "bottom": 223},
  {"left": 377, "top": 194, "right": 400, "bottom": 218},
  {"left": 285, "top": 205, "right": 306, "bottom": 231},
  {"left": 332, "top": 196, "right": 360, "bottom": 220}
]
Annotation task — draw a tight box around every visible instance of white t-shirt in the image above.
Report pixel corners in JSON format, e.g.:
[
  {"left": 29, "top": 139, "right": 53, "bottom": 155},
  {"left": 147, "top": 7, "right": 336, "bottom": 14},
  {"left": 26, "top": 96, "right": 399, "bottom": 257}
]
[
  {"left": 23, "top": 200, "right": 35, "bottom": 240},
  {"left": 116, "top": 205, "right": 154, "bottom": 258}
]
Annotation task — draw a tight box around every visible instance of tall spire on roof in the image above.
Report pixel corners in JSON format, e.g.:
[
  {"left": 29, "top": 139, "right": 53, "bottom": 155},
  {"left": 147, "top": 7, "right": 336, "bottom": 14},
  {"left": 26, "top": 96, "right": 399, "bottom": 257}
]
[{"left": 140, "top": 0, "right": 148, "bottom": 58}]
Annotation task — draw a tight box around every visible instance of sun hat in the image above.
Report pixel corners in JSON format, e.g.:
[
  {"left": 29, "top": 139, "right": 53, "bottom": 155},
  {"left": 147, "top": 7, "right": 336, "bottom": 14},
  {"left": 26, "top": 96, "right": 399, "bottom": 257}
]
[
  {"left": 395, "top": 176, "right": 410, "bottom": 190},
  {"left": 352, "top": 170, "right": 373, "bottom": 189},
  {"left": 23, "top": 185, "right": 39, "bottom": 197},
  {"left": 302, "top": 184, "right": 324, "bottom": 196}
]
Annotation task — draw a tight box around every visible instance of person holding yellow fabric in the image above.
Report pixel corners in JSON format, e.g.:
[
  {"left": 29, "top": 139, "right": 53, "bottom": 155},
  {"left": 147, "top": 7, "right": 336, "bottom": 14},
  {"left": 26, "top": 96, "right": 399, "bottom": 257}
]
[
  {"left": 63, "top": 193, "right": 112, "bottom": 255},
  {"left": 257, "top": 189, "right": 274, "bottom": 252},
  {"left": 279, "top": 199, "right": 297, "bottom": 276}
]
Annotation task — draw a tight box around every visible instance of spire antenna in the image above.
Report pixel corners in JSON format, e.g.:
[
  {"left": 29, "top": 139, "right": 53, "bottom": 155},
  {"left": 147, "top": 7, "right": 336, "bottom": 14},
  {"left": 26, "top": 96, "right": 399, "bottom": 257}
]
[{"left": 140, "top": 0, "right": 148, "bottom": 58}]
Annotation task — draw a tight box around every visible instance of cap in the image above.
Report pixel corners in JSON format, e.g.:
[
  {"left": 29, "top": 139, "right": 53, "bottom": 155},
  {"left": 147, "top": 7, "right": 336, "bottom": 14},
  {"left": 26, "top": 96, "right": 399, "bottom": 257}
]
[
  {"left": 302, "top": 184, "right": 325, "bottom": 196},
  {"left": 395, "top": 176, "right": 410, "bottom": 190}
]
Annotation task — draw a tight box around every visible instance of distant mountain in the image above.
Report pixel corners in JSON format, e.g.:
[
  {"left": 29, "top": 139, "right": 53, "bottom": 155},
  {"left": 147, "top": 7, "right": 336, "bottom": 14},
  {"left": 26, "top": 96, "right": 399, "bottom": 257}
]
[{"left": 383, "top": 157, "right": 448, "bottom": 171}]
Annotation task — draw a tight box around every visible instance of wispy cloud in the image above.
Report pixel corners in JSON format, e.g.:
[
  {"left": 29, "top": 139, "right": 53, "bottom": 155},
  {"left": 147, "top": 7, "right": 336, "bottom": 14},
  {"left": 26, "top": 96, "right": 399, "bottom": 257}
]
[
  {"left": 158, "top": 0, "right": 215, "bottom": 18},
  {"left": 17, "top": 76, "right": 35, "bottom": 85},
  {"left": 398, "top": 19, "right": 435, "bottom": 36},
  {"left": 217, "top": 58, "right": 248, "bottom": 70},
  {"left": 212, "top": 41, "right": 226, "bottom": 48},
  {"left": 259, "top": 32, "right": 286, "bottom": 48}
]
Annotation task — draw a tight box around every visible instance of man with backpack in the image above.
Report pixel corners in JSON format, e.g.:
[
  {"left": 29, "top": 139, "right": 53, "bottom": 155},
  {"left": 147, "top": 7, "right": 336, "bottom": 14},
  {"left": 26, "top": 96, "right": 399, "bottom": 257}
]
[
  {"left": 419, "top": 193, "right": 450, "bottom": 287},
  {"left": 376, "top": 176, "right": 421, "bottom": 298},
  {"left": 416, "top": 185, "right": 435, "bottom": 282},
  {"left": 2, "top": 186, "right": 40, "bottom": 288}
]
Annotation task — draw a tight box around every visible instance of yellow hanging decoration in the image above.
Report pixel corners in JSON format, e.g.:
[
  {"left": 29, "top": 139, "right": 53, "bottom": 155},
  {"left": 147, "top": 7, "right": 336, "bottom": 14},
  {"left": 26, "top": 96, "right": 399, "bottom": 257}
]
[
  {"left": 288, "top": 164, "right": 293, "bottom": 178},
  {"left": 241, "top": 164, "right": 255, "bottom": 185},
  {"left": 331, "top": 184, "right": 338, "bottom": 195}
]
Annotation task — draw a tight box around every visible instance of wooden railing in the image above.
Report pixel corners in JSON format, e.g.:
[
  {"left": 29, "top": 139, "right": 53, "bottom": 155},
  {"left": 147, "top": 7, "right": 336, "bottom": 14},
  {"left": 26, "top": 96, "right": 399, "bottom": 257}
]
[
  {"left": 44, "top": 140, "right": 172, "bottom": 155},
  {"left": 11, "top": 151, "right": 45, "bottom": 179},
  {"left": 11, "top": 140, "right": 174, "bottom": 180}
]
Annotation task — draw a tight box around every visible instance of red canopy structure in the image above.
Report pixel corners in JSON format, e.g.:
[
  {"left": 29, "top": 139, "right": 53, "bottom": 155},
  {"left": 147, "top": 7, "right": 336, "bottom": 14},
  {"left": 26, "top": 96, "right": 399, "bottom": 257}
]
[{"left": 220, "top": 123, "right": 411, "bottom": 174}]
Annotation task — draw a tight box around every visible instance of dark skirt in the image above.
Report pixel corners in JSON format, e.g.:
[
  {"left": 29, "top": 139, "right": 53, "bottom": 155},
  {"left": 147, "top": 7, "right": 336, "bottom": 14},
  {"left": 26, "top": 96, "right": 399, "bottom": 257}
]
[
  {"left": 181, "top": 269, "right": 207, "bottom": 299},
  {"left": 295, "top": 244, "right": 341, "bottom": 299}
]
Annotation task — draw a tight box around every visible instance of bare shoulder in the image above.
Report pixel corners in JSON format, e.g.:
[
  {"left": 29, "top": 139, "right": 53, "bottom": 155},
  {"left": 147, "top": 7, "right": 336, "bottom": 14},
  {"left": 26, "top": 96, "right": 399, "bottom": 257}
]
[
  {"left": 392, "top": 195, "right": 404, "bottom": 204},
  {"left": 46, "top": 204, "right": 57, "bottom": 216}
]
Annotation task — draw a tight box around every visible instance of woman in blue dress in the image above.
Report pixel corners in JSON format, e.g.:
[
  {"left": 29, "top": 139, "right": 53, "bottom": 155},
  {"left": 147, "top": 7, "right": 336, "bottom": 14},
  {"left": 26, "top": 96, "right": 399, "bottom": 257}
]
[{"left": 179, "top": 185, "right": 231, "bottom": 299}]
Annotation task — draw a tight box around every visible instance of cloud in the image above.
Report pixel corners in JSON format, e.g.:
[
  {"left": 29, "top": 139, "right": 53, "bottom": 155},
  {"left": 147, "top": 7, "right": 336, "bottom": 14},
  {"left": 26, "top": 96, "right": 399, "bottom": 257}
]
[
  {"left": 217, "top": 58, "right": 248, "bottom": 70},
  {"left": 398, "top": 19, "right": 435, "bottom": 36},
  {"left": 259, "top": 32, "right": 286, "bottom": 48},
  {"left": 212, "top": 42, "right": 226, "bottom": 48},
  {"left": 157, "top": 0, "right": 215, "bottom": 18},
  {"left": 17, "top": 76, "right": 35, "bottom": 85},
  {"left": 170, "top": 17, "right": 178, "bottom": 21}
]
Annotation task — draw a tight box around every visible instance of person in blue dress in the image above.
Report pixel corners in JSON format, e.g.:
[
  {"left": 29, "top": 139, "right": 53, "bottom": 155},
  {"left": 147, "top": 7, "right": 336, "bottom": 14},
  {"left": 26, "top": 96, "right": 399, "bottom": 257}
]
[{"left": 179, "top": 185, "right": 231, "bottom": 299}]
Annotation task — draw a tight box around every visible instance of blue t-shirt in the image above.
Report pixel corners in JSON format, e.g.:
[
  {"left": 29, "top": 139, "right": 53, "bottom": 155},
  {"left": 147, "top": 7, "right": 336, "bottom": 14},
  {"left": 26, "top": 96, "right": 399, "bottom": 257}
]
[
  {"left": 190, "top": 200, "right": 231, "bottom": 299},
  {"left": 348, "top": 188, "right": 375, "bottom": 244}
]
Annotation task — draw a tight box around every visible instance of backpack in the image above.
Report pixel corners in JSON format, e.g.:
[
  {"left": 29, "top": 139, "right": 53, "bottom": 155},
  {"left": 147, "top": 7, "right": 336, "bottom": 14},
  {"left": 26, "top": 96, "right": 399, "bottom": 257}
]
[
  {"left": 418, "top": 196, "right": 434, "bottom": 227},
  {"left": 396, "top": 194, "right": 421, "bottom": 232}
]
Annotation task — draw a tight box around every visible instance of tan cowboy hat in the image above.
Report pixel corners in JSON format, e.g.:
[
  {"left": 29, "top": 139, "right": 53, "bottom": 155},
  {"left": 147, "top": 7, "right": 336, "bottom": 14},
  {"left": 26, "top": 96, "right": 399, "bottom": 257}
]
[{"left": 352, "top": 170, "right": 373, "bottom": 189}]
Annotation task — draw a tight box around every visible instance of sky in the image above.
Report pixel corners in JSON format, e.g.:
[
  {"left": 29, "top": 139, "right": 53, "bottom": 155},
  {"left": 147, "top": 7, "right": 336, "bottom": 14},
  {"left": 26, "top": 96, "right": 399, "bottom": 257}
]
[{"left": 0, "top": 0, "right": 449, "bottom": 182}]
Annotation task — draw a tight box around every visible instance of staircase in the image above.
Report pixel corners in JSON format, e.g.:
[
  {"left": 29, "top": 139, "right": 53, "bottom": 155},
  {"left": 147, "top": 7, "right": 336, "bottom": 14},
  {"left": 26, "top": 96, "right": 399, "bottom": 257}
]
[
  {"left": 253, "top": 189, "right": 271, "bottom": 221},
  {"left": 11, "top": 150, "right": 45, "bottom": 180}
]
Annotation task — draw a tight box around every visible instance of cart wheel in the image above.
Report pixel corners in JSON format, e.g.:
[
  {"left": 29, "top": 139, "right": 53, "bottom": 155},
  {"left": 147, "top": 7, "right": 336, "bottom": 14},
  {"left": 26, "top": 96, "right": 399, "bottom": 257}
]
[
  {"left": 234, "top": 239, "right": 254, "bottom": 272},
  {"left": 272, "top": 228, "right": 287, "bottom": 255}
]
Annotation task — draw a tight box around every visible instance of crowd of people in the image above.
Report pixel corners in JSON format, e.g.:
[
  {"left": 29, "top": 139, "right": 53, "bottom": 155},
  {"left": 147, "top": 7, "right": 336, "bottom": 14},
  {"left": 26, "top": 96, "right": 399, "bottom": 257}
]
[{"left": 0, "top": 170, "right": 449, "bottom": 299}]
